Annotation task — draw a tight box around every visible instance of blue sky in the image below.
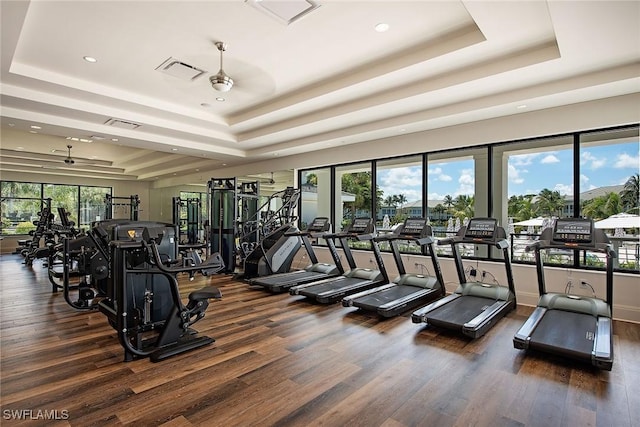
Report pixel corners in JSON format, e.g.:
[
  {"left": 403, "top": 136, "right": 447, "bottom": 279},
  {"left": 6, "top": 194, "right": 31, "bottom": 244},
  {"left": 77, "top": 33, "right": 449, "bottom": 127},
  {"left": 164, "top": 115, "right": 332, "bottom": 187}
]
[{"left": 376, "top": 141, "right": 639, "bottom": 203}]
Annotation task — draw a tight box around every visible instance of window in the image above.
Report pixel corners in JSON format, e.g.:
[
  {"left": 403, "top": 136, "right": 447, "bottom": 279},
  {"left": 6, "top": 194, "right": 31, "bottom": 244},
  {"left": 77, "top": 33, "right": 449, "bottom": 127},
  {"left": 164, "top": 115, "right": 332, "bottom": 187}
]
[
  {"left": 44, "top": 184, "right": 79, "bottom": 226},
  {"left": 80, "top": 186, "right": 111, "bottom": 229},
  {"left": 579, "top": 127, "right": 639, "bottom": 270},
  {"left": 300, "top": 168, "right": 332, "bottom": 232},
  {"left": 427, "top": 148, "right": 480, "bottom": 257},
  {"left": 0, "top": 182, "right": 42, "bottom": 235},
  {"left": 376, "top": 155, "right": 423, "bottom": 226},
  {"left": 494, "top": 135, "right": 574, "bottom": 264},
  {"left": 335, "top": 162, "right": 373, "bottom": 233},
  {"left": 1, "top": 181, "right": 112, "bottom": 234},
  {"left": 376, "top": 155, "right": 423, "bottom": 253}
]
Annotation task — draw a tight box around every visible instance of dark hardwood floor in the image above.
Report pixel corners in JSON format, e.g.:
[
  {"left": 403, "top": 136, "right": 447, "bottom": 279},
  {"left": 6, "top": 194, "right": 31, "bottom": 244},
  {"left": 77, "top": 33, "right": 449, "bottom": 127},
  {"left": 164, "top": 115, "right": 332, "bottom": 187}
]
[{"left": 1, "top": 253, "right": 639, "bottom": 427}]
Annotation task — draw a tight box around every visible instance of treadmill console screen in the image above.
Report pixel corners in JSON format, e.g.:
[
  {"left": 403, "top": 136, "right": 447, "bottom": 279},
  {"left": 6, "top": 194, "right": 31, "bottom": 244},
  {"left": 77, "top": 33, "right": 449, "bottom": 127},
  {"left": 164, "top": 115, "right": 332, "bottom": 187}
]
[
  {"left": 308, "top": 217, "right": 330, "bottom": 232},
  {"left": 552, "top": 219, "right": 593, "bottom": 244},
  {"left": 349, "top": 218, "right": 374, "bottom": 234},
  {"left": 464, "top": 218, "right": 497, "bottom": 239},
  {"left": 401, "top": 218, "right": 428, "bottom": 237}
]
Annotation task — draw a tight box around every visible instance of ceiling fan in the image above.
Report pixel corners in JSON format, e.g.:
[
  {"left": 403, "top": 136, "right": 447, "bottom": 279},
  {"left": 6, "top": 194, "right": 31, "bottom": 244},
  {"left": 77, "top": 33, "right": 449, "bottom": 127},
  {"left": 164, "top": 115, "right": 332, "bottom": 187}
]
[
  {"left": 209, "top": 42, "right": 234, "bottom": 92},
  {"left": 64, "top": 144, "right": 76, "bottom": 165},
  {"left": 62, "top": 144, "right": 106, "bottom": 166}
]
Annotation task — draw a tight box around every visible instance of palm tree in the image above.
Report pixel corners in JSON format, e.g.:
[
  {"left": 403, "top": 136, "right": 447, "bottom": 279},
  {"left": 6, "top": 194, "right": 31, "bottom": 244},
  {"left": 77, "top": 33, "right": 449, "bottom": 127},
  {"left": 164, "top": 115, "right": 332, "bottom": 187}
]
[
  {"left": 453, "top": 194, "right": 474, "bottom": 220},
  {"left": 582, "top": 192, "right": 623, "bottom": 220},
  {"left": 621, "top": 173, "right": 639, "bottom": 212},
  {"left": 383, "top": 195, "right": 396, "bottom": 207},
  {"left": 508, "top": 194, "right": 535, "bottom": 221},
  {"left": 393, "top": 194, "right": 408, "bottom": 207},
  {"left": 536, "top": 188, "right": 565, "bottom": 217},
  {"left": 443, "top": 195, "right": 454, "bottom": 213}
]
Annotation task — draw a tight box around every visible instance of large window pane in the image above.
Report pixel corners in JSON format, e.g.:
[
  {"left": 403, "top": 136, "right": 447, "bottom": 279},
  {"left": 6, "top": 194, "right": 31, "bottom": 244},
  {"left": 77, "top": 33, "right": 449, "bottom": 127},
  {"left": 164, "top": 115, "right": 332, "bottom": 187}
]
[
  {"left": 335, "top": 162, "right": 373, "bottom": 233},
  {"left": 376, "top": 155, "right": 423, "bottom": 253},
  {"left": 427, "top": 149, "right": 479, "bottom": 256},
  {"left": 497, "top": 136, "right": 574, "bottom": 264},
  {"left": 376, "top": 155, "right": 423, "bottom": 226},
  {"left": 579, "top": 126, "right": 639, "bottom": 270},
  {"left": 44, "top": 184, "right": 79, "bottom": 226},
  {"left": 301, "top": 168, "right": 331, "bottom": 231},
  {"left": 0, "top": 181, "right": 42, "bottom": 235},
  {"left": 80, "top": 186, "right": 111, "bottom": 229}
]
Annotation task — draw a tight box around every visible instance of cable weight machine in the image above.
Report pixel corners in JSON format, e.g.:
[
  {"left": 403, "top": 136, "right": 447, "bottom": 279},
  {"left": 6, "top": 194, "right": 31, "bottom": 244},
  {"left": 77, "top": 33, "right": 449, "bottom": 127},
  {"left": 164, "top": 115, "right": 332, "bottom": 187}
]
[
  {"left": 172, "top": 197, "right": 203, "bottom": 245},
  {"left": 104, "top": 194, "right": 140, "bottom": 221},
  {"left": 208, "top": 178, "right": 301, "bottom": 276}
]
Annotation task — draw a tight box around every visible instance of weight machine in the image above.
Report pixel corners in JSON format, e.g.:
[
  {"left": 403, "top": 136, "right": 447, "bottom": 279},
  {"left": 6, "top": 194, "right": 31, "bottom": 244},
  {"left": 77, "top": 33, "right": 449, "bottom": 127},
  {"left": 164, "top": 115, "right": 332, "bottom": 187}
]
[
  {"left": 172, "top": 197, "right": 203, "bottom": 245},
  {"left": 208, "top": 178, "right": 300, "bottom": 275},
  {"left": 104, "top": 194, "right": 140, "bottom": 221}
]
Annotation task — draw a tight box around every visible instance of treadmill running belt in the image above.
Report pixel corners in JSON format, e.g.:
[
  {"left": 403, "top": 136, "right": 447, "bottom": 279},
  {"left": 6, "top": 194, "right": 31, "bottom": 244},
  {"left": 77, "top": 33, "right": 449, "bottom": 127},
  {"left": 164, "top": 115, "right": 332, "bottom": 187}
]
[
  {"left": 529, "top": 310, "right": 597, "bottom": 361},
  {"left": 299, "top": 277, "right": 365, "bottom": 297},
  {"left": 426, "top": 296, "right": 496, "bottom": 330},
  {"left": 354, "top": 285, "right": 428, "bottom": 311},
  {"left": 254, "top": 270, "right": 321, "bottom": 287}
]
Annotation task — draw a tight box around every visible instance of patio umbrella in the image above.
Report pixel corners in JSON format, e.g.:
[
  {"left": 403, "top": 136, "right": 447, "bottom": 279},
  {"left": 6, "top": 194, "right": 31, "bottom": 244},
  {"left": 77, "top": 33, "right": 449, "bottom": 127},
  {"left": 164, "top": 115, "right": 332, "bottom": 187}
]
[
  {"left": 595, "top": 213, "right": 640, "bottom": 229},
  {"left": 513, "top": 217, "right": 545, "bottom": 227}
]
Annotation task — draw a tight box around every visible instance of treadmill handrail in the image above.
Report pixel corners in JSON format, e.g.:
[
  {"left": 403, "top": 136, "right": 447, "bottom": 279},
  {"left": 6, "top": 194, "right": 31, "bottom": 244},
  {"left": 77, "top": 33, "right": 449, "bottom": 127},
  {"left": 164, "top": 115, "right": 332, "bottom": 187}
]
[
  {"left": 374, "top": 234, "right": 435, "bottom": 246},
  {"left": 438, "top": 235, "right": 509, "bottom": 249}
]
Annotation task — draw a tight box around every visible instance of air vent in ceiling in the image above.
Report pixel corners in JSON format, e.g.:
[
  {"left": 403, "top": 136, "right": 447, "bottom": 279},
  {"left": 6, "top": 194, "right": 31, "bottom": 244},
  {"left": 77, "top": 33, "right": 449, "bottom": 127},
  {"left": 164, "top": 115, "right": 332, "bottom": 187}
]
[
  {"left": 156, "top": 57, "right": 206, "bottom": 80},
  {"left": 104, "top": 118, "right": 141, "bottom": 130},
  {"left": 245, "top": 0, "right": 320, "bottom": 25}
]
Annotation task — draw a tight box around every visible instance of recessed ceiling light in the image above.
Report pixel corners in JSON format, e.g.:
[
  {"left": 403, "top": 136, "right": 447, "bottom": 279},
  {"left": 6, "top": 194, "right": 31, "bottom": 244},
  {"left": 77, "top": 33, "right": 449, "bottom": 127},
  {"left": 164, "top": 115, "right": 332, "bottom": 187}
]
[
  {"left": 111, "top": 138, "right": 119, "bottom": 142},
  {"left": 171, "top": 148, "right": 178, "bottom": 151},
  {"left": 222, "top": 163, "right": 227, "bottom": 166},
  {"left": 29, "top": 130, "right": 38, "bottom": 134},
  {"left": 517, "top": 104, "right": 528, "bottom": 109},
  {"left": 375, "top": 23, "right": 389, "bottom": 33},
  {"left": 15, "top": 146, "right": 24, "bottom": 151},
  {"left": 216, "top": 97, "right": 225, "bottom": 102},
  {"left": 8, "top": 123, "right": 15, "bottom": 127},
  {"left": 83, "top": 56, "right": 97, "bottom": 63},
  {"left": 30, "top": 125, "right": 41, "bottom": 129}
]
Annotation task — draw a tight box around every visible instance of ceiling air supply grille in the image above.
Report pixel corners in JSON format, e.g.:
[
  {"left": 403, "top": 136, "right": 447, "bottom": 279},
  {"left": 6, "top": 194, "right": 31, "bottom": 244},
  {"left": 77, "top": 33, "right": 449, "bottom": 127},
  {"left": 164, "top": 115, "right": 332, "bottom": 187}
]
[
  {"left": 155, "top": 57, "right": 207, "bottom": 80},
  {"left": 105, "top": 118, "right": 141, "bottom": 130},
  {"left": 245, "top": 0, "right": 320, "bottom": 25}
]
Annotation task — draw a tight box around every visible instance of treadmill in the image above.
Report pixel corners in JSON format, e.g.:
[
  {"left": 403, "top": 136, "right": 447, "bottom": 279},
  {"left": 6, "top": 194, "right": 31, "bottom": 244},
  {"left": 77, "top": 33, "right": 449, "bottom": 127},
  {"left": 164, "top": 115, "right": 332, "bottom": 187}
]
[
  {"left": 342, "top": 218, "right": 446, "bottom": 317},
  {"left": 411, "top": 217, "right": 516, "bottom": 339},
  {"left": 289, "top": 218, "right": 388, "bottom": 304},
  {"left": 248, "top": 217, "right": 344, "bottom": 293},
  {"left": 513, "top": 218, "right": 615, "bottom": 370}
]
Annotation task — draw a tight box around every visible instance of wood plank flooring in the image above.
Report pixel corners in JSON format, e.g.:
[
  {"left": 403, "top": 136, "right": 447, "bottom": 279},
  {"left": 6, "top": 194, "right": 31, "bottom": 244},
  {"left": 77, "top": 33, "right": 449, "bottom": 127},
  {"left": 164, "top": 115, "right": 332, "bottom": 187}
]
[{"left": 1, "top": 254, "right": 639, "bottom": 427}]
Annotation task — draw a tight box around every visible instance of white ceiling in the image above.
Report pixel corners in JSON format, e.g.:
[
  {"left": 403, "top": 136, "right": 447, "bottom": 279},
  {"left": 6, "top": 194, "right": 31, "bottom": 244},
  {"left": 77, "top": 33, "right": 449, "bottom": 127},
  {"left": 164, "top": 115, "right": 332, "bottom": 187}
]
[{"left": 1, "top": 0, "right": 638, "bottom": 185}]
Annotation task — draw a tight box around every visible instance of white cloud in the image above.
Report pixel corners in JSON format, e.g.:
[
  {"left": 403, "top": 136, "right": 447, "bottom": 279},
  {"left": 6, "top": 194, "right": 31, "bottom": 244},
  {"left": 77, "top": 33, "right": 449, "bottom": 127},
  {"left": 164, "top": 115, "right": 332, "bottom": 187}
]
[
  {"left": 378, "top": 167, "right": 422, "bottom": 202},
  {"left": 581, "top": 151, "right": 606, "bottom": 169},
  {"left": 455, "top": 169, "right": 474, "bottom": 196},
  {"left": 508, "top": 164, "right": 525, "bottom": 184},
  {"left": 541, "top": 154, "right": 560, "bottom": 164},
  {"left": 614, "top": 153, "right": 639, "bottom": 169},
  {"left": 509, "top": 153, "right": 539, "bottom": 166},
  {"left": 554, "top": 183, "right": 572, "bottom": 195},
  {"left": 438, "top": 174, "right": 452, "bottom": 182},
  {"left": 428, "top": 192, "right": 445, "bottom": 201}
]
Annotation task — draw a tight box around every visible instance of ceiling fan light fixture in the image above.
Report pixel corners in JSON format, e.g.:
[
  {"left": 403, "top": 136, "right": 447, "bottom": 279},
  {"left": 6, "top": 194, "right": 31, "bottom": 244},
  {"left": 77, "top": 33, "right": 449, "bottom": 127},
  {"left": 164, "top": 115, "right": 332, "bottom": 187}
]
[
  {"left": 211, "top": 42, "right": 234, "bottom": 92},
  {"left": 210, "top": 72, "right": 234, "bottom": 92}
]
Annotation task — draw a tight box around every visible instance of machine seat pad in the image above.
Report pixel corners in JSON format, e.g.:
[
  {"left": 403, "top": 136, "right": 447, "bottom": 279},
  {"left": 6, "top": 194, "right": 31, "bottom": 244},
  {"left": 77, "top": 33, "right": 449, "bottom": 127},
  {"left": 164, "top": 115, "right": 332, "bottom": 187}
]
[{"left": 189, "top": 286, "right": 222, "bottom": 302}]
